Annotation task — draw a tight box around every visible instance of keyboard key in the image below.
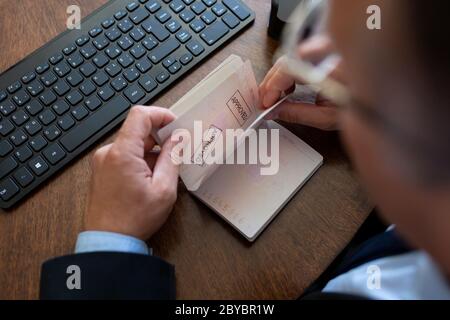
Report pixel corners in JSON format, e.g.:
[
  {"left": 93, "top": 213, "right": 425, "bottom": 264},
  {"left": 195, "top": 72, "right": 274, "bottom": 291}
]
[
  {"left": 182, "top": 0, "right": 195, "bottom": 4},
  {"left": 98, "top": 85, "right": 115, "bottom": 101},
  {"left": 67, "top": 53, "right": 84, "bottom": 68},
  {"left": 0, "top": 91, "right": 7, "bottom": 102},
  {"left": 114, "top": 10, "right": 128, "bottom": 20},
  {"left": 118, "top": 36, "right": 134, "bottom": 50},
  {"left": 0, "top": 100, "right": 16, "bottom": 116},
  {"left": 25, "top": 100, "right": 43, "bottom": 116},
  {"left": 222, "top": 11, "right": 239, "bottom": 29},
  {"left": 0, "top": 157, "right": 18, "bottom": 179},
  {"left": 166, "top": 19, "right": 181, "bottom": 33},
  {"left": 14, "top": 145, "right": 33, "bottom": 162},
  {"left": 9, "top": 129, "right": 28, "bottom": 146},
  {"left": 13, "top": 167, "right": 34, "bottom": 188},
  {"left": 89, "top": 26, "right": 103, "bottom": 38},
  {"left": 38, "top": 109, "right": 56, "bottom": 125},
  {"left": 57, "top": 114, "right": 75, "bottom": 131},
  {"left": 180, "top": 8, "right": 195, "bottom": 23},
  {"left": 201, "top": 11, "right": 217, "bottom": 24},
  {"left": 138, "top": 75, "right": 158, "bottom": 93},
  {"left": 176, "top": 29, "right": 192, "bottom": 43},
  {"left": 105, "top": 27, "right": 122, "bottom": 41},
  {"left": 179, "top": 52, "right": 193, "bottom": 65},
  {"left": 26, "top": 80, "right": 44, "bottom": 97},
  {"left": 66, "top": 90, "right": 84, "bottom": 106},
  {"left": 12, "top": 90, "right": 30, "bottom": 106},
  {"left": 49, "top": 52, "right": 64, "bottom": 65},
  {"left": 129, "top": 27, "right": 146, "bottom": 42},
  {"left": 24, "top": 119, "right": 42, "bottom": 136},
  {"left": 93, "top": 36, "right": 110, "bottom": 50},
  {"left": 28, "top": 156, "right": 49, "bottom": 176},
  {"left": 135, "top": 58, "right": 152, "bottom": 73},
  {"left": 35, "top": 63, "right": 50, "bottom": 74},
  {"left": 170, "top": 0, "right": 185, "bottom": 13},
  {"left": 148, "top": 38, "right": 180, "bottom": 63},
  {"left": 145, "top": 1, "right": 161, "bottom": 13},
  {"left": 29, "top": 135, "right": 47, "bottom": 152},
  {"left": 85, "top": 96, "right": 102, "bottom": 111},
  {"left": 53, "top": 80, "right": 71, "bottom": 96},
  {"left": 126, "top": 1, "right": 139, "bottom": 12},
  {"left": 93, "top": 53, "right": 110, "bottom": 68},
  {"left": 156, "top": 70, "right": 170, "bottom": 83},
  {"left": 102, "top": 18, "right": 115, "bottom": 29},
  {"left": 202, "top": 0, "right": 216, "bottom": 6},
  {"left": 118, "top": 53, "right": 135, "bottom": 68},
  {"left": 212, "top": 3, "right": 227, "bottom": 16},
  {"left": 123, "top": 67, "right": 140, "bottom": 82},
  {"left": 162, "top": 56, "right": 176, "bottom": 68},
  {"left": 0, "top": 140, "right": 13, "bottom": 157},
  {"left": 0, "top": 120, "right": 14, "bottom": 136},
  {"left": 223, "top": 0, "right": 250, "bottom": 20},
  {"left": 54, "top": 61, "right": 71, "bottom": 77},
  {"left": 52, "top": 101, "right": 70, "bottom": 116},
  {"left": 66, "top": 71, "right": 84, "bottom": 87},
  {"left": 124, "top": 85, "right": 145, "bottom": 103},
  {"left": 60, "top": 96, "right": 130, "bottom": 152},
  {"left": 63, "top": 44, "right": 77, "bottom": 55},
  {"left": 76, "top": 35, "right": 90, "bottom": 47},
  {"left": 43, "top": 144, "right": 66, "bottom": 165},
  {"left": 21, "top": 72, "right": 36, "bottom": 84},
  {"left": 43, "top": 125, "right": 61, "bottom": 141},
  {"left": 130, "top": 44, "right": 146, "bottom": 59},
  {"left": 92, "top": 71, "right": 109, "bottom": 86},
  {"left": 156, "top": 10, "right": 171, "bottom": 23},
  {"left": 105, "top": 45, "right": 122, "bottom": 59},
  {"left": 142, "top": 36, "right": 158, "bottom": 50},
  {"left": 111, "top": 76, "right": 128, "bottom": 91},
  {"left": 190, "top": 19, "right": 206, "bottom": 33},
  {"left": 105, "top": 62, "right": 122, "bottom": 77},
  {"left": 71, "top": 106, "right": 89, "bottom": 121},
  {"left": 7, "top": 81, "right": 21, "bottom": 94},
  {"left": 200, "top": 20, "right": 229, "bottom": 45},
  {"left": 130, "top": 7, "right": 149, "bottom": 24},
  {"left": 186, "top": 39, "right": 205, "bottom": 56},
  {"left": 11, "top": 110, "right": 29, "bottom": 126},
  {"left": 80, "top": 80, "right": 96, "bottom": 96},
  {"left": 141, "top": 17, "right": 170, "bottom": 41},
  {"left": 192, "top": 1, "right": 207, "bottom": 14},
  {"left": 168, "top": 61, "right": 182, "bottom": 74},
  {"left": 79, "top": 63, "right": 97, "bottom": 77},
  {"left": 14, "top": 167, "right": 35, "bottom": 188},
  {"left": 118, "top": 18, "right": 134, "bottom": 33},
  {"left": 0, "top": 178, "right": 19, "bottom": 201},
  {"left": 40, "top": 71, "right": 58, "bottom": 87}
]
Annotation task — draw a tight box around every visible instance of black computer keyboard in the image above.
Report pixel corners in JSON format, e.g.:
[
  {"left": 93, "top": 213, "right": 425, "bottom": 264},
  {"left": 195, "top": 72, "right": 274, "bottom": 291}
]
[{"left": 0, "top": 0, "right": 254, "bottom": 209}]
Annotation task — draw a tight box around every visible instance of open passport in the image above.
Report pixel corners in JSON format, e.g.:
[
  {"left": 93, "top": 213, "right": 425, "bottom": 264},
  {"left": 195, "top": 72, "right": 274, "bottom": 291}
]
[{"left": 155, "top": 55, "right": 323, "bottom": 241}]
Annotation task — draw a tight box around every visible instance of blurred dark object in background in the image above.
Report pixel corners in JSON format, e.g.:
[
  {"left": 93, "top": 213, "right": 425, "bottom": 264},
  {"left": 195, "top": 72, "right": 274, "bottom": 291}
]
[{"left": 268, "top": 0, "right": 304, "bottom": 40}]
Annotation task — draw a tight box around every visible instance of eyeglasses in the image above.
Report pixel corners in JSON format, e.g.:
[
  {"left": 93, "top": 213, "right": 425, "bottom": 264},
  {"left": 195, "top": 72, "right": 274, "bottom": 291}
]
[{"left": 275, "top": 0, "right": 418, "bottom": 145}]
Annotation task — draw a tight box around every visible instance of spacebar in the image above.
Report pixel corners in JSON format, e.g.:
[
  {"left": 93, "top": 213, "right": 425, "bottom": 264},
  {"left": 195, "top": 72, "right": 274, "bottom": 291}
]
[{"left": 60, "top": 95, "right": 130, "bottom": 152}]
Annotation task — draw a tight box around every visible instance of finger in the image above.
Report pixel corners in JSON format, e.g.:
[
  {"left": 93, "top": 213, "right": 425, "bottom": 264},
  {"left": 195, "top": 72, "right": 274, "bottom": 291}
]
[
  {"left": 297, "top": 35, "right": 334, "bottom": 62},
  {"left": 275, "top": 101, "right": 339, "bottom": 131},
  {"left": 115, "top": 106, "right": 175, "bottom": 155},
  {"left": 152, "top": 136, "right": 180, "bottom": 187}
]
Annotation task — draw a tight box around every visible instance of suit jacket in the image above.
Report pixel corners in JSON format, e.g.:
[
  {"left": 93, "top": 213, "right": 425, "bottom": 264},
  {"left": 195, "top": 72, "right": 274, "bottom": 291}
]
[{"left": 40, "top": 252, "right": 175, "bottom": 300}]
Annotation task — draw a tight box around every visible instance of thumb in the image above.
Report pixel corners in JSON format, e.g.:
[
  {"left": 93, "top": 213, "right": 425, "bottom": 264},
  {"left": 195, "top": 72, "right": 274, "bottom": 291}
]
[{"left": 152, "top": 136, "right": 180, "bottom": 187}]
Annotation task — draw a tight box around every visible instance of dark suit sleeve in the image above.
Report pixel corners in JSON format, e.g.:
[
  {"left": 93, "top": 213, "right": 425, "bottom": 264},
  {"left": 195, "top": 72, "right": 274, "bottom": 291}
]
[{"left": 40, "top": 252, "right": 175, "bottom": 300}]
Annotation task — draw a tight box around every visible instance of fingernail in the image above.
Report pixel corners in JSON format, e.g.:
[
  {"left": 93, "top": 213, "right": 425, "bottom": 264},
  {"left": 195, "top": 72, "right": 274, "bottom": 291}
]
[{"left": 263, "top": 90, "right": 279, "bottom": 108}]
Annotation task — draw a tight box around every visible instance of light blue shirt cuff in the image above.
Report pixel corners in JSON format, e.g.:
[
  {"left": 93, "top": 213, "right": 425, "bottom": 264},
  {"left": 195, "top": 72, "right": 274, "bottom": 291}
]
[{"left": 75, "top": 231, "right": 152, "bottom": 256}]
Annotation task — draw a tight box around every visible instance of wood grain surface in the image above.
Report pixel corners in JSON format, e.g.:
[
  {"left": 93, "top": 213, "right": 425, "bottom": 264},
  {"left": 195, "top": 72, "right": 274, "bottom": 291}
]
[{"left": 0, "top": 0, "right": 372, "bottom": 299}]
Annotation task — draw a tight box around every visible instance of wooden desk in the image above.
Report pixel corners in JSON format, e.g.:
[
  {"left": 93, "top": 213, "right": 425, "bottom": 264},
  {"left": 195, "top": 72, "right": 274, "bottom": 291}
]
[{"left": 0, "top": 0, "right": 372, "bottom": 299}]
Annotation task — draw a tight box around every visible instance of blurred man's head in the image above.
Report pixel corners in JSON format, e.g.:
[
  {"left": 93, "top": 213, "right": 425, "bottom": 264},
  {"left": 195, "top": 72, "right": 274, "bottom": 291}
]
[{"left": 327, "top": 0, "right": 450, "bottom": 270}]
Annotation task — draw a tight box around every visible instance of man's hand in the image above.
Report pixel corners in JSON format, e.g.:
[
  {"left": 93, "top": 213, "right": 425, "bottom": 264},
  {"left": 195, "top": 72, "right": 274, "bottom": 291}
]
[
  {"left": 259, "top": 36, "right": 344, "bottom": 131},
  {"left": 85, "top": 106, "right": 179, "bottom": 240}
]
